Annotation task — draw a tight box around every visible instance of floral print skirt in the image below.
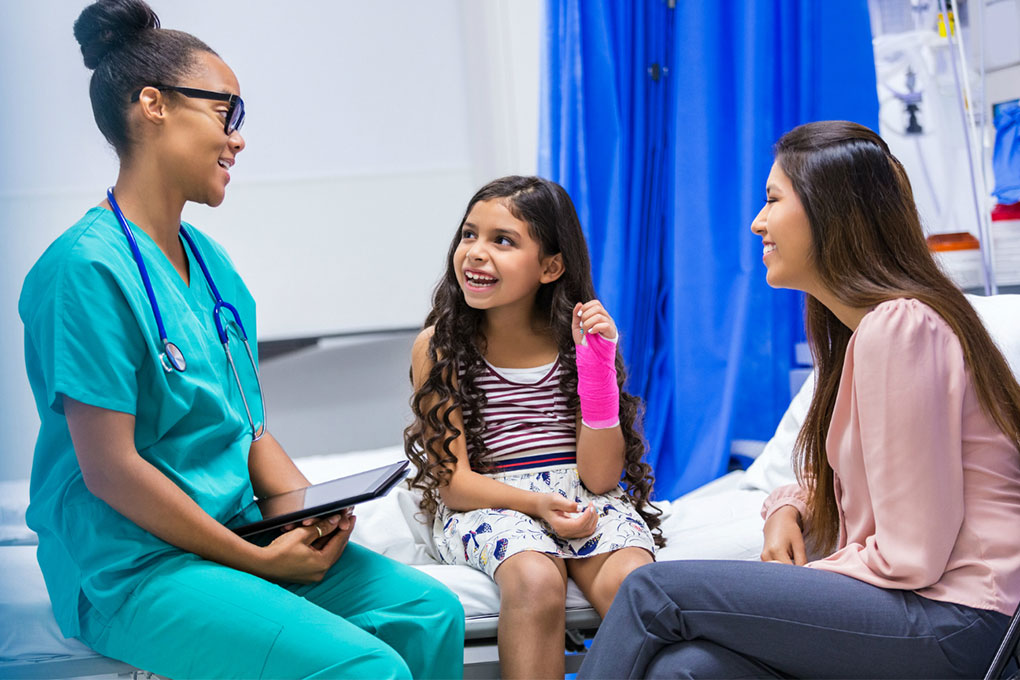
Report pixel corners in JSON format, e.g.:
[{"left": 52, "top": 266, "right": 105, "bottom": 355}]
[{"left": 432, "top": 466, "right": 656, "bottom": 579}]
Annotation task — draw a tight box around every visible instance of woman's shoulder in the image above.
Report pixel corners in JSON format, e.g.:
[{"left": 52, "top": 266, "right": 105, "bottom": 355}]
[
  {"left": 34, "top": 207, "right": 119, "bottom": 262},
  {"left": 861, "top": 298, "right": 952, "bottom": 331},
  {"left": 22, "top": 209, "right": 124, "bottom": 292},
  {"left": 854, "top": 298, "right": 960, "bottom": 357},
  {"left": 19, "top": 208, "right": 128, "bottom": 331}
]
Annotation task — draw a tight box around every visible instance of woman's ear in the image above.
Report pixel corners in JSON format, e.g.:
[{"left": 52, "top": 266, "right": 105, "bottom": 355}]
[
  {"left": 540, "top": 253, "right": 565, "bottom": 284},
  {"left": 135, "top": 86, "right": 169, "bottom": 128}
]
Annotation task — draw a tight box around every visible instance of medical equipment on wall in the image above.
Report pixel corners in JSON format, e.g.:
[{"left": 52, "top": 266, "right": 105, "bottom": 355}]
[
  {"left": 869, "top": 0, "right": 1020, "bottom": 294},
  {"left": 106, "top": 187, "right": 267, "bottom": 441}
]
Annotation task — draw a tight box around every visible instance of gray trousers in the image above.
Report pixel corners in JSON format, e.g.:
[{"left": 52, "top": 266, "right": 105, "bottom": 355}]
[{"left": 578, "top": 560, "right": 1009, "bottom": 679}]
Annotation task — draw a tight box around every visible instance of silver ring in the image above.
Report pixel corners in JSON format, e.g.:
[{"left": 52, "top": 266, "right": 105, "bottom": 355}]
[{"left": 315, "top": 525, "right": 323, "bottom": 539}]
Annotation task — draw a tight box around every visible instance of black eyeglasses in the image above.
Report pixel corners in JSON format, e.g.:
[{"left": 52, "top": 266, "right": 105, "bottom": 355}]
[{"left": 130, "top": 85, "right": 245, "bottom": 135}]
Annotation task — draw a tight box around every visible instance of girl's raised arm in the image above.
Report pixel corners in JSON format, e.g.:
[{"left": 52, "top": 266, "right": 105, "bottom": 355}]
[{"left": 572, "top": 301, "right": 627, "bottom": 493}]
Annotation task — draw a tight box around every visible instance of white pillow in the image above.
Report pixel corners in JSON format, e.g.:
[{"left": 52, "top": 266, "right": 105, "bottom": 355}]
[
  {"left": 739, "top": 293, "right": 1020, "bottom": 495},
  {"left": 740, "top": 377, "right": 809, "bottom": 494},
  {"left": 968, "top": 294, "right": 1020, "bottom": 374}
]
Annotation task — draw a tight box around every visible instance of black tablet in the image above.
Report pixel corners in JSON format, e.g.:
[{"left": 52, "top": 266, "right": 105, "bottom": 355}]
[{"left": 232, "top": 460, "right": 409, "bottom": 540}]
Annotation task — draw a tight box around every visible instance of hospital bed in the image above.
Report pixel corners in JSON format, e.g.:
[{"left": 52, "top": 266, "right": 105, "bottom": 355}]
[{"left": 3, "top": 294, "right": 1018, "bottom": 679}]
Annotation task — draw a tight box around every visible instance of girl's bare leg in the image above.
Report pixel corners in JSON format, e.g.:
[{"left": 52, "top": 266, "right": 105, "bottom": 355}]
[
  {"left": 493, "top": 551, "right": 568, "bottom": 679},
  {"left": 567, "top": 547, "right": 653, "bottom": 617}
]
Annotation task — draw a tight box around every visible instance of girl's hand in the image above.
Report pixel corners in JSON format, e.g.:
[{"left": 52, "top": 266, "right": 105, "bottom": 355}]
[
  {"left": 257, "top": 513, "right": 357, "bottom": 583},
  {"left": 537, "top": 493, "right": 598, "bottom": 539},
  {"left": 760, "top": 505, "right": 807, "bottom": 565},
  {"left": 572, "top": 300, "right": 620, "bottom": 430},
  {"left": 572, "top": 301, "right": 618, "bottom": 345}
]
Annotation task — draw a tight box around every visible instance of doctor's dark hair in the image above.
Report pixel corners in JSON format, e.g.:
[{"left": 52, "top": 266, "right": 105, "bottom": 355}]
[
  {"left": 403, "top": 175, "right": 663, "bottom": 547},
  {"left": 73, "top": 0, "right": 217, "bottom": 156},
  {"left": 775, "top": 121, "right": 1020, "bottom": 553}
]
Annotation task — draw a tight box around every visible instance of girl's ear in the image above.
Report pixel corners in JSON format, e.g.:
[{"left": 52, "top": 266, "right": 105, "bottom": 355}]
[{"left": 539, "top": 253, "right": 565, "bottom": 284}]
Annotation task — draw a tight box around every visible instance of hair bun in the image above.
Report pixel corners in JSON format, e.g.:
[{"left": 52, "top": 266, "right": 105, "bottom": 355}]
[{"left": 73, "top": 0, "right": 160, "bottom": 70}]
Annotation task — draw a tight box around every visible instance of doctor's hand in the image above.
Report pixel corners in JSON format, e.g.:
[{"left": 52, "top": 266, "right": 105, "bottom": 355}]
[
  {"left": 258, "top": 512, "right": 357, "bottom": 583},
  {"left": 538, "top": 493, "right": 598, "bottom": 539},
  {"left": 760, "top": 505, "right": 807, "bottom": 566},
  {"left": 280, "top": 507, "right": 354, "bottom": 534}
]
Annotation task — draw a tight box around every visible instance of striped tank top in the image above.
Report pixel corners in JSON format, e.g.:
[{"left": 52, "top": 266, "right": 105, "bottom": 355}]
[{"left": 461, "top": 358, "right": 578, "bottom": 473}]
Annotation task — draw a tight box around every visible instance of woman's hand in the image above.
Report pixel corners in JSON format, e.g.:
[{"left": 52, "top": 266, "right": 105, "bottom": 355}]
[
  {"left": 281, "top": 508, "right": 353, "bottom": 534},
  {"left": 258, "top": 512, "right": 357, "bottom": 583},
  {"left": 572, "top": 300, "right": 618, "bottom": 345},
  {"left": 537, "top": 493, "right": 598, "bottom": 539},
  {"left": 761, "top": 505, "right": 807, "bottom": 565}
]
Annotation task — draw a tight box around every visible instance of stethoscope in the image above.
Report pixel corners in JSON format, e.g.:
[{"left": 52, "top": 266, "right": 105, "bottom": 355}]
[{"left": 107, "top": 187, "right": 267, "bottom": 441}]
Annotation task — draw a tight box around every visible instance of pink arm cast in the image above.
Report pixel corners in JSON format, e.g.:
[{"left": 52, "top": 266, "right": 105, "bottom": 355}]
[{"left": 576, "top": 332, "right": 620, "bottom": 429}]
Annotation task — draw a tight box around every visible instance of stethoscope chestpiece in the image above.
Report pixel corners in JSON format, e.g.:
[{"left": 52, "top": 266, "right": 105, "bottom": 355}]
[{"left": 160, "top": 340, "right": 187, "bottom": 373}]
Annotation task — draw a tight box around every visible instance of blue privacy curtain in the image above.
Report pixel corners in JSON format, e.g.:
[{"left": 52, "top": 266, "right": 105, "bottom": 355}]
[{"left": 540, "top": 1, "right": 879, "bottom": 499}]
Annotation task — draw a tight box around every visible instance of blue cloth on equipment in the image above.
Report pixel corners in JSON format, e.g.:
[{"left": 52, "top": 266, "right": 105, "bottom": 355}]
[{"left": 992, "top": 101, "right": 1020, "bottom": 205}]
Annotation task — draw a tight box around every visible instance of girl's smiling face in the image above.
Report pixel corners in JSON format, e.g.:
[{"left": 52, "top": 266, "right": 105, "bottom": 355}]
[
  {"left": 453, "top": 199, "right": 563, "bottom": 311},
  {"left": 750, "top": 161, "right": 821, "bottom": 294}
]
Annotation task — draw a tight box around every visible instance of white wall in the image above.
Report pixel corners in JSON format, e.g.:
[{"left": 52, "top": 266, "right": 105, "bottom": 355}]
[{"left": 0, "top": 0, "right": 541, "bottom": 480}]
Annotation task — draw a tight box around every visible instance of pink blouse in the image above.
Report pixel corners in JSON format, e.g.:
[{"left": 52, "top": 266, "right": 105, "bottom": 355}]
[{"left": 763, "top": 298, "right": 1020, "bottom": 615}]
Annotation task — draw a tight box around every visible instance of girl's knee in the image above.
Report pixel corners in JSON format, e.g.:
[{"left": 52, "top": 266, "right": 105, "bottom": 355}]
[
  {"left": 604, "top": 549, "right": 654, "bottom": 586},
  {"left": 496, "top": 552, "right": 566, "bottom": 607}
]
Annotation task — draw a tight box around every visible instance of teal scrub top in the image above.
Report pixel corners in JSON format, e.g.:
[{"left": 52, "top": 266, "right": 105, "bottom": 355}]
[{"left": 19, "top": 207, "right": 262, "bottom": 638}]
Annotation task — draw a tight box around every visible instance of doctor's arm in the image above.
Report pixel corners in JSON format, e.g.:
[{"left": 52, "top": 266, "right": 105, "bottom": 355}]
[
  {"left": 65, "top": 397, "right": 347, "bottom": 583},
  {"left": 247, "top": 431, "right": 310, "bottom": 498}
]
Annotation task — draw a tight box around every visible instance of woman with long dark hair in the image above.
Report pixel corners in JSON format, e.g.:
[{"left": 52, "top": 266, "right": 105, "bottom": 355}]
[
  {"left": 579, "top": 121, "right": 1020, "bottom": 678},
  {"left": 18, "top": 1, "right": 463, "bottom": 677},
  {"left": 405, "top": 175, "right": 662, "bottom": 678}
]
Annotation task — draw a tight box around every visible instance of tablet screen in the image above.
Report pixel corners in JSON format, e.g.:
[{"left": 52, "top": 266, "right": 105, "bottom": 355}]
[
  {"left": 232, "top": 460, "right": 409, "bottom": 539},
  {"left": 256, "top": 464, "right": 401, "bottom": 519}
]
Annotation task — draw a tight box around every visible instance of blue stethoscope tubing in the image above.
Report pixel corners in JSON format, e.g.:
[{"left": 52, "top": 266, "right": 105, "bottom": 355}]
[{"left": 106, "top": 187, "right": 267, "bottom": 441}]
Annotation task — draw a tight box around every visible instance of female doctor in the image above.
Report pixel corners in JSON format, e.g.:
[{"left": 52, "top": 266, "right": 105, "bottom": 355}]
[{"left": 18, "top": 1, "right": 463, "bottom": 678}]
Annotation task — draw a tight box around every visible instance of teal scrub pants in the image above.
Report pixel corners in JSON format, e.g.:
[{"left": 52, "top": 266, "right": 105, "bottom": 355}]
[{"left": 77, "top": 543, "right": 464, "bottom": 679}]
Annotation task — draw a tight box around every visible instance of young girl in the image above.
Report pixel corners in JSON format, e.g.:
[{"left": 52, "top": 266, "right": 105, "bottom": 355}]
[
  {"left": 578, "top": 121, "right": 1020, "bottom": 679},
  {"left": 405, "top": 175, "right": 663, "bottom": 678}
]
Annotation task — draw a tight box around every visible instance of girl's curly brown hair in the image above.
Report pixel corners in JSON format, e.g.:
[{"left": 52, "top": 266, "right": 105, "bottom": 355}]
[{"left": 403, "top": 176, "right": 663, "bottom": 547}]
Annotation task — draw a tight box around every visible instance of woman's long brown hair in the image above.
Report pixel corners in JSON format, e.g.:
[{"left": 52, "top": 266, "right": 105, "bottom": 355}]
[
  {"left": 403, "top": 176, "right": 663, "bottom": 547},
  {"left": 777, "top": 121, "right": 1020, "bottom": 552}
]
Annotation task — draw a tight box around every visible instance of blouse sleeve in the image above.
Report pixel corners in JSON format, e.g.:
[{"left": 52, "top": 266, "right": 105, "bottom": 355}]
[
  {"left": 762, "top": 483, "right": 809, "bottom": 524},
  {"left": 812, "top": 300, "right": 966, "bottom": 589}
]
